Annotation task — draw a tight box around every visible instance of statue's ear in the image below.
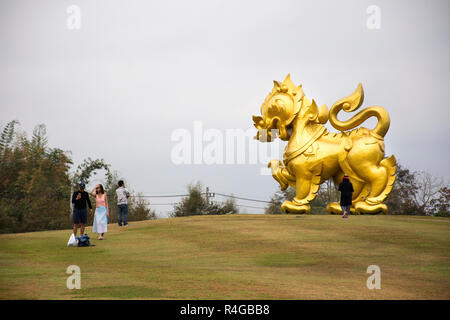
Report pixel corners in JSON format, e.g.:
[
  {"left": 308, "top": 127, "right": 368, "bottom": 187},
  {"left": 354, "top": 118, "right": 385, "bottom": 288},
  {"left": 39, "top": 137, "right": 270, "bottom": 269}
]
[
  {"left": 305, "top": 99, "right": 319, "bottom": 121},
  {"left": 304, "top": 99, "right": 329, "bottom": 124},
  {"left": 273, "top": 80, "right": 281, "bottom": 91}
]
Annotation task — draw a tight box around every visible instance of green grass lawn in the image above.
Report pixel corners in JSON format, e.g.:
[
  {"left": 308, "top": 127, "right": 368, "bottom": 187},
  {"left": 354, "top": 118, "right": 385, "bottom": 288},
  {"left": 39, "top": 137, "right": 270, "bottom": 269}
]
[{"left": 0, "top": 214, "right": 449, "bottom": 299}]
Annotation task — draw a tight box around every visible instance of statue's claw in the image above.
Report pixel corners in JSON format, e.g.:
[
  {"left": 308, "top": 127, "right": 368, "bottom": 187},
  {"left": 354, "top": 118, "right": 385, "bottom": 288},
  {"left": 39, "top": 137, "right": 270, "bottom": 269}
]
[
  {"left": 326, "top": 202, "right": 342, "bottom": 214},
  {"left": 281, "top": 200, "right": 310, "bottom": 214},
  {"left": 354, "top": 202, "right": 387, "bottom": 214}
]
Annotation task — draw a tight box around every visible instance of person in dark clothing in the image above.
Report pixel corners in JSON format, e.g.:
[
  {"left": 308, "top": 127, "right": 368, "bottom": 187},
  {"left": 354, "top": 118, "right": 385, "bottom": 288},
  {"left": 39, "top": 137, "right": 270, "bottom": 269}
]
[
  {"left": 338, "top": 175, "right": 354, "bottom": 219},
  {"left": 71, "top": 182, "right": 93, "bottom": 236}
]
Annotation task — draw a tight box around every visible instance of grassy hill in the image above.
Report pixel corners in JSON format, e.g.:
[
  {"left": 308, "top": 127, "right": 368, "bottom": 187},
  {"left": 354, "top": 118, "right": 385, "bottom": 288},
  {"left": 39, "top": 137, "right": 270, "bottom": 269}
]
[{"left": 0, "top": 214, "right": 449, "bottom": 299}]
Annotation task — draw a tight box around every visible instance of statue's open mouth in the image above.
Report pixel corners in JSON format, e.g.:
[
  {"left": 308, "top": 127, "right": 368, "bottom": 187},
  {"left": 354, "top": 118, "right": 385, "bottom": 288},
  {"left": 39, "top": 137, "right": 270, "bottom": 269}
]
[
  {"left": 253, "top": 116, "right": 282, "bottom": 142},
  {"left": 253, "top": 115, "right": 291, "bottom": 142}
]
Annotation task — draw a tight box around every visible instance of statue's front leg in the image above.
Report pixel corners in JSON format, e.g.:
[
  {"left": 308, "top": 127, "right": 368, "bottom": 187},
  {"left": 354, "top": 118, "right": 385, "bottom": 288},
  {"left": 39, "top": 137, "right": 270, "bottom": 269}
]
[
  {"left": 281, "top": 177, "right": 314, "bottom": 213},
  {"left": 280, "top": 162, "right": 322, "bottom": 214},
  {"left": 281, "top": 162, "right": 322, "bottom": 213}
]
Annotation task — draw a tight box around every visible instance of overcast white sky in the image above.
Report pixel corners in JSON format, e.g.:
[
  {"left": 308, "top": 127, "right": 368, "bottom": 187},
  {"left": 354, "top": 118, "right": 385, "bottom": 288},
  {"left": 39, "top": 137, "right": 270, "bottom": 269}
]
[{"left": 0, "top": 0, "right": 449, "bottom": 215}]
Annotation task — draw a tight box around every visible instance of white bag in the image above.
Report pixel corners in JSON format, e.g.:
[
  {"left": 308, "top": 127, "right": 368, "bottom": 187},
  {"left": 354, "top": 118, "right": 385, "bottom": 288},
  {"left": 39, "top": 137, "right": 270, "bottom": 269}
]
[{"left": 67, "top": 233, "right": 78, "bottom": 247}]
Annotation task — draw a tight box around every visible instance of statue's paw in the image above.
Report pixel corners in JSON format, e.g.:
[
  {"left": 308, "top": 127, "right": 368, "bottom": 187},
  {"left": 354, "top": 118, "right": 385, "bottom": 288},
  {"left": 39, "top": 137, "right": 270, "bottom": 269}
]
[
  {"left": 354, "top": 201, "right": 387, "bottom": 214},
  {"left": 326, "top": 202, "right": 342, "bottom": 214},
  {"left": 281, "top": 201, "right": 310, "bottom": 214}
]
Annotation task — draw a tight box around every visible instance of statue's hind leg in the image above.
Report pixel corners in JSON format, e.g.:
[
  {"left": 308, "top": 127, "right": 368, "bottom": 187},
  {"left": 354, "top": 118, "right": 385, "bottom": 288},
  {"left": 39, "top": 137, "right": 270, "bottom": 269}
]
[
  {"left": 352, "top": 155, "right": 396, "bottom": 214},
  {"left": 353, "top": 167, "right": 388, "bottom": 214}
]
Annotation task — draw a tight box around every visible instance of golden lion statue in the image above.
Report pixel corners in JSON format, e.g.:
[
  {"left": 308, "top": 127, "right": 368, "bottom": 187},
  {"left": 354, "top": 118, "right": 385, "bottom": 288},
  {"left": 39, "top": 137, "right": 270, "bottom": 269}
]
[{"left": 253, "top": 75, "right": 396, "bottom": 214}]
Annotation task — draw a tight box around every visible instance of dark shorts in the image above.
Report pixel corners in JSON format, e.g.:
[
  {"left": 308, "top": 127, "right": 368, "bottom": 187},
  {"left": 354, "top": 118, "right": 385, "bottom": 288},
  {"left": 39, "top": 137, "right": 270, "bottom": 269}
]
[{"left": 73, "top": 208, "right": 87, "bottom": 224}]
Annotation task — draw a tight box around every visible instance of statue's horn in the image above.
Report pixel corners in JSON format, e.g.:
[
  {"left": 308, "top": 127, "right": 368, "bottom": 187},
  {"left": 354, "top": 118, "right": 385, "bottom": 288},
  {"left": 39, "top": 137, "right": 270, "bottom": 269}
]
[
  {"left": 273, "top": 80, "right": 281, "bottom": 90},
  {"left": 283, "top": 73, "right": 291, "bottom": 82}
]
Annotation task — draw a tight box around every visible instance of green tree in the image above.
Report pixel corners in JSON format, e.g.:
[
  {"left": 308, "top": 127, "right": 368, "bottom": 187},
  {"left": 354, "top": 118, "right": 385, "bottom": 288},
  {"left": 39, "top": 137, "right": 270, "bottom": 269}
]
[
  {"left": 0, "top": 122, "right": 73, "bottom": 233},
  {"left": 128, "top": 193, "right": 156, "bottom": 221},
  {"left": 0, "top": 120, "right": 19, "bottom": 158},
  {"left": 172, "top": 182, "right": 207, "bottom": 217},
  {"left": 430, "top": 187, "right": 450, "bottom": 217},
  {"left": 265, "top": 187, "right": 294, "bottom": 214},
  {"left": 72, "top": 158, "right": 112, "bottom": 187},
  {"left": 171, "top": 182, "right": 239, "bottom": 217},
  {"left": 220, "top": 196, "right": 239, "bottom": 214},
  {"left": 385, "top": 163, "right": 421, "bottom": 215}
]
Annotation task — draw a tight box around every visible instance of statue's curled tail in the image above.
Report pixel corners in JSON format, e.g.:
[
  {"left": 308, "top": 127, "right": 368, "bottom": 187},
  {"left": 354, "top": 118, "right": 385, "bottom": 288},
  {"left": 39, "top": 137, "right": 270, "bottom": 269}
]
[{"left": 329, "top": 83, "right": 390, "bottom": 139}]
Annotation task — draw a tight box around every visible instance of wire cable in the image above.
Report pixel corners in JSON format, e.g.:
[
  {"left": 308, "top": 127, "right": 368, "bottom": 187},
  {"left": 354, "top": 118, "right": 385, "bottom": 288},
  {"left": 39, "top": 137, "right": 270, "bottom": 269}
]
[
  {"left": 215, "top": 192, "right": 272, "bottom": 204},
  {"left": 135, "top": 194, "right": 190, "bottom": 198},
  {"left": 130, "top": 191, "right": 272, "bottom": 208}
]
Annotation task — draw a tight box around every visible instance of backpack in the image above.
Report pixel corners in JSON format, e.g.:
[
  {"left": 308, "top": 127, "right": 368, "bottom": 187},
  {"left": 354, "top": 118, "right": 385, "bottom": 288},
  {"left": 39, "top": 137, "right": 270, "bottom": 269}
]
[{"left": 77, "top": 234, "right": 91, "bottom": 247}]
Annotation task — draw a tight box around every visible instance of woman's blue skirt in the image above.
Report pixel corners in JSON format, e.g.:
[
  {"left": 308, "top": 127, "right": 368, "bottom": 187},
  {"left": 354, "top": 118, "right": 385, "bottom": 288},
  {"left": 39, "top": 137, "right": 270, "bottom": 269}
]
[{"left": 93, "top": 206, "right": 108, "bottom": 234}]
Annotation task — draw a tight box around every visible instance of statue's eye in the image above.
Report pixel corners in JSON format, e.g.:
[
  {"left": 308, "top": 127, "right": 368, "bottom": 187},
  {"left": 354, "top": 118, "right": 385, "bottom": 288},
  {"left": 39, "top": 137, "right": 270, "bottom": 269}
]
[{"left": 274, "top": 99, "right": 285, "bottom": 109}]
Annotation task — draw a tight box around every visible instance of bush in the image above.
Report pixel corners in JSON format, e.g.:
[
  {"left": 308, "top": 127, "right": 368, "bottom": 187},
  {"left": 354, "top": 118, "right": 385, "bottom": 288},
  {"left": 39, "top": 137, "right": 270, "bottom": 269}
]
[{"left": 171, "top": 182, "right": 238, "bottom": 217}]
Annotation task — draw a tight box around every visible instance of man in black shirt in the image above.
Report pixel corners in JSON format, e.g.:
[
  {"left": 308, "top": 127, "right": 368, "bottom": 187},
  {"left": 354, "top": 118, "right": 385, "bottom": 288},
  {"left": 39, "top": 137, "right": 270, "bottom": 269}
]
[
  {"left": 338, "top": 175, "right": 354, "bottom": 219},
  {"left": 71, "top": 182, "right": 93, "bottom": 236}
]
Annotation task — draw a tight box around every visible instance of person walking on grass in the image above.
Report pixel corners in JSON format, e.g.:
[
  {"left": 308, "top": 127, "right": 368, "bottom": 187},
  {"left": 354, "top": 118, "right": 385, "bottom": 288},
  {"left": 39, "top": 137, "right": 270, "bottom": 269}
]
[
  {"left": 338, "top": 175, "right": 354, "bottom": 219},
  {"left": 90, "top": 184, "right": 109, "bottom": 240},
  {"left": 116, "top": 180, "right": 130, "bottom": 227},
  {"left": 71, "top": 182, "right": 93, "bottom": 237}
]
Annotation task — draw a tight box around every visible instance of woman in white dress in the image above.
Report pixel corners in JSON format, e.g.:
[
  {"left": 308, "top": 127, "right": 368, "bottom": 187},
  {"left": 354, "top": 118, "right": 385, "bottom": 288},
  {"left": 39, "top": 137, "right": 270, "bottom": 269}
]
[{"left": 90, "top": 184, "right": 109, "bottom": 240}]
